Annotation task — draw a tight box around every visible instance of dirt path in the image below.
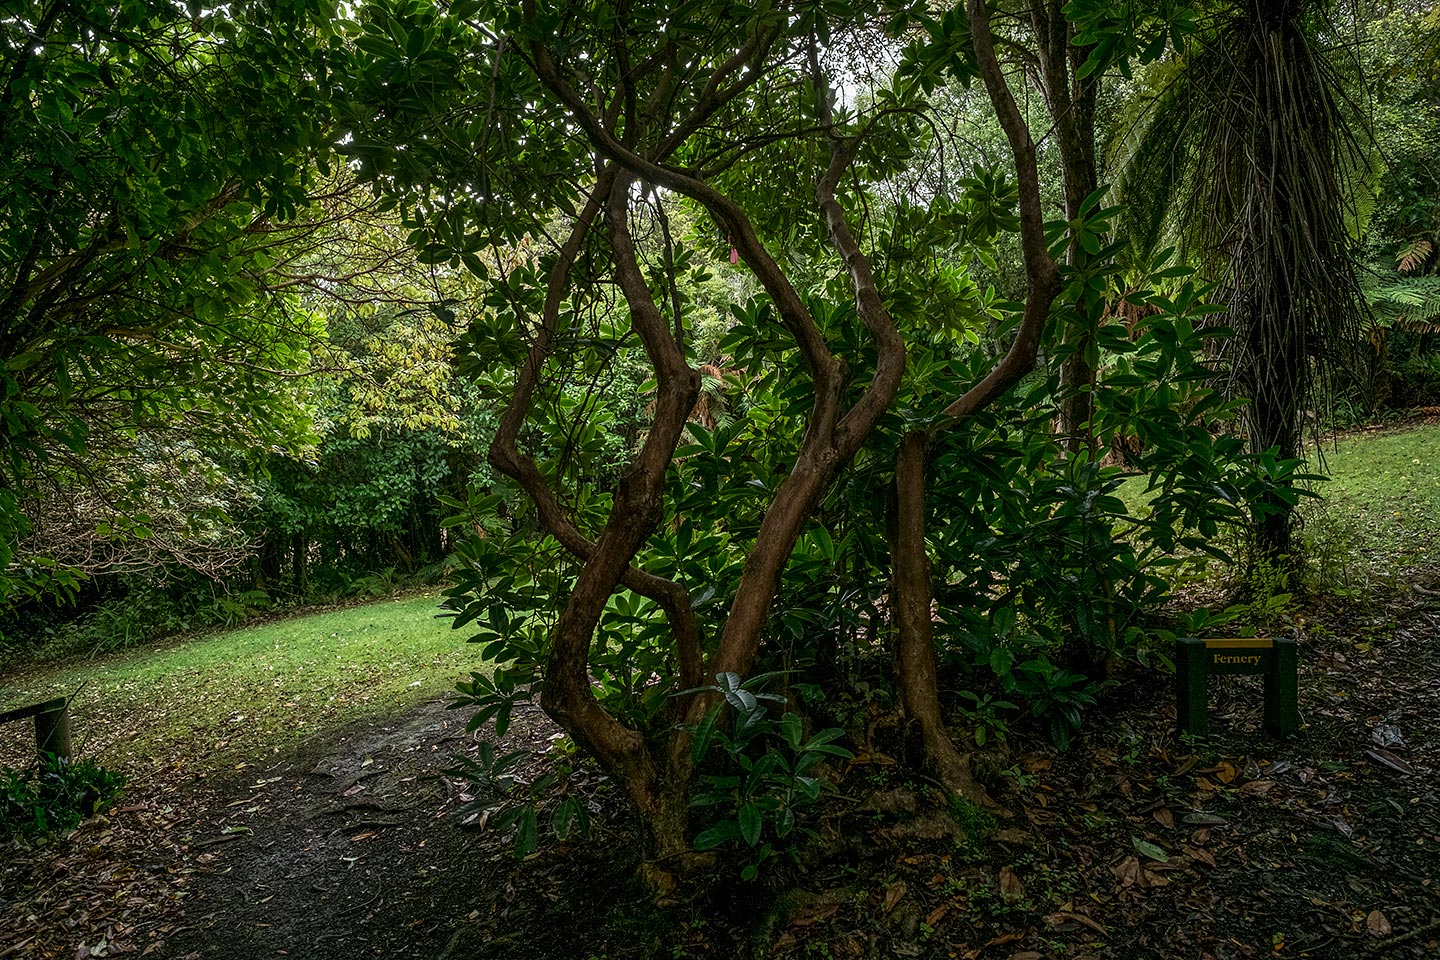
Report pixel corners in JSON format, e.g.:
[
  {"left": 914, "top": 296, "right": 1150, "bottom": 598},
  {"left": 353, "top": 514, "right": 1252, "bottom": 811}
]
[
  {"left": 159, "top": 698, "right": 498, "bottom": 959},
  {"left": 0, "top": 696, "right": 607, "bottom": 960}
]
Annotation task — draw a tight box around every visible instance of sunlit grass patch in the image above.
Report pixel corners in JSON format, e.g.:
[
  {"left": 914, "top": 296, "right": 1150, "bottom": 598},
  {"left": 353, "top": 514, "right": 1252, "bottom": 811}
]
[
  {"left": 0, "top": 594, "right": 482, "bottom": 777},
  {"left": 1301, "top": 423, "right": 1440, "bottom": 585}
]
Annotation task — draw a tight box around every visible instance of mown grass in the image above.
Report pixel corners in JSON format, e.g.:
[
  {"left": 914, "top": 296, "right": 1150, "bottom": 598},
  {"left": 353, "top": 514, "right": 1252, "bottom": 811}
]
[
  {"left": 0, "top": 594, "right": 481, "bottom": 777},
  {"left": 1119, "top": 420, "right": 1440, "bottom": 591},
  {"left": 1300, "top": 422, "right": 1440, "bottom": 588}
]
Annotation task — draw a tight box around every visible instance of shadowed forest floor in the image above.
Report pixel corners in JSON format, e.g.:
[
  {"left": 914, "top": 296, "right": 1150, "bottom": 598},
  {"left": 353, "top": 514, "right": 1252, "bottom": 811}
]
[{"left": 2, "top": 583, "right": 1438, "bottom": 960}]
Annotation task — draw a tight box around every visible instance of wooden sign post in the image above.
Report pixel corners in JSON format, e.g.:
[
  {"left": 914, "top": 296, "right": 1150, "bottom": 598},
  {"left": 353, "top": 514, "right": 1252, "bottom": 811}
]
[
  {"left": 0, "top": 697, "right": 72, "bottom": 761},
  {"left": 1176, "top": 637, "right": 1298, "bottom": 738}
]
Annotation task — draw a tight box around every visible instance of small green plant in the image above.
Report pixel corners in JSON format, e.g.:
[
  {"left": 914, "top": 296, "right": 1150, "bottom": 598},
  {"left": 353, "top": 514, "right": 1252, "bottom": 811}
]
[
  {"left": 687, "top": 672, "right": 852, "bottom": 880},
  {"left": 955, "top": 690, "right": 1017, "bottom": 747},
  {"left": 1299, "top": 504, "right": 1371, "bottom": 598},
  {"left": 983, "top": 641, "right": 1107, "bottom": 750},
  {"left": 1236, "top": 556, "right": 1296, "bottom": 626},
  {"left": 442, "top": 740, "right": 591, "bottom": 857},
  {"left": 0, "top": 754, "right": 126, "bottom": 840},
  {"left": 1000, "top": 763, "right": 1039, "bottom": 790},
  {"left": 947, "top": 795, "right": 995, "bottom": 833}
]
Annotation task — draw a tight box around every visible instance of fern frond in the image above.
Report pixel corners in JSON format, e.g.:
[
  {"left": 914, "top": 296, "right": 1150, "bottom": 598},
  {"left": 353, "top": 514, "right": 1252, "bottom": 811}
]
[
  {"left": 1363, "top": 274, "right": 1440, "bottom": 328},
  {"left": 1396, "top": 239, "right": 1434, "bottom": 273}
]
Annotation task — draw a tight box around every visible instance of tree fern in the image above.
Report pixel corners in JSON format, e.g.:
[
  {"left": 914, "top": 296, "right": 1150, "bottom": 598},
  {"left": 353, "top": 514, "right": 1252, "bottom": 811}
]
[{"left": 1108, "top": 0, "right": 1375, "bottom": 560}]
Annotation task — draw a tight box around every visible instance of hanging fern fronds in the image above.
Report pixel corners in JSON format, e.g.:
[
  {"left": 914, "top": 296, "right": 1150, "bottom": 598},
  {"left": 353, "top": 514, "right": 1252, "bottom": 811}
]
[{"left": 1109, "top": 0, "right": 1376, "bottom": 560}]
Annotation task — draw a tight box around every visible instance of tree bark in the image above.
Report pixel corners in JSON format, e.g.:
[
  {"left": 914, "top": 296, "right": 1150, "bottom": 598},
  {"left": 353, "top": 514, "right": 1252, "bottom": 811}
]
[
  {"left": 891, "top": 431, "right": 993, "bottom": 805},
  {"left": 1027, "top": 0, "right": 1100, "bottom": 454},
  {"left": 885, "top": 0, "right": 1065, "bottom": 805}
]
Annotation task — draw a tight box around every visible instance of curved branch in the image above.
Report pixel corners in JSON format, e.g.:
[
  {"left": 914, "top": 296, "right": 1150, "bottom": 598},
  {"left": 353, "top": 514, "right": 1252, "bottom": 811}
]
[
  {"left": 524, "top": 35, "right": 841, "bottom": 399},
  {"left": 482, "top": 166, "right": 703, "bottom": 690},
  {"left": 940, "top": 0, "right": 1062, "bottom": 422}
]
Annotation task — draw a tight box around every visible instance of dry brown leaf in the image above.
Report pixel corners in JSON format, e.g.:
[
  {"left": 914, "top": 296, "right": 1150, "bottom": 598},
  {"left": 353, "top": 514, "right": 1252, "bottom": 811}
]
[
  {"left": 790, "top": 903, "right": 839, "bottom": 927},
  {"left": 1183, "top": 844, "right": 1217, "bottom": 867},
  {"left": 925, "top": 904, "right": 949, "bottom": 927},
  {"left": 1365, "top": 749, "right": 1416, "bottom": 776},
  {"left": 884, "top": 881, "right": 908, "bottom": 913},
  {"left": 1367, "top": 909, "right": 1392, "bottom": 937},
  {"left": 1239, "top": 780, "right": 1276, "bottom": 796},
  {"left": 1044, "top": 911, "right": 1108, "bottom": 935},
  {"left": 1215, "top": 760, "right": 1238, "bottom": 784},
  {"left": 999, "top": 866, "right": 1024, "bottom": 901},
  {"left": 1113, "top": 855, "right": 1143, "bottom": 888},
  {"left": 1172, "top": 756, "right": 1199, "bottom": 775},
  {"left": 1153, "top": 808, "right": 1175, "bottom": 829},
  {"left": 992, "top": 828, "right": 1035, "bottom": 847}
]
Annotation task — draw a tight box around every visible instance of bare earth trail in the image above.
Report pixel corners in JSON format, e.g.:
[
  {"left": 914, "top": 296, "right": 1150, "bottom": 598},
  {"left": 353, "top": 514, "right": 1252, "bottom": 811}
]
[
  {"left": 153, "top": 699, "right": 638, "bottom": 960},
  {"left": 4, "top": 590, "right": 1440, "bottom": 960}
]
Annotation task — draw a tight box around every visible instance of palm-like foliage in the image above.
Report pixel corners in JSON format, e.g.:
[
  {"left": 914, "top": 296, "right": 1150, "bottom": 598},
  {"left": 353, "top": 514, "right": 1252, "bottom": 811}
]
[{"left": 1110, "top": 0, "right": 1371, "bottom": 558}]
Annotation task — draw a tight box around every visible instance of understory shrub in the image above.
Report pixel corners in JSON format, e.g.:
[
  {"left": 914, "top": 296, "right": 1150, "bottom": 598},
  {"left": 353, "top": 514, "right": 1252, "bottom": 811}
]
[{"left": 0, "top": 754, "right": 126, "bottom": 841}]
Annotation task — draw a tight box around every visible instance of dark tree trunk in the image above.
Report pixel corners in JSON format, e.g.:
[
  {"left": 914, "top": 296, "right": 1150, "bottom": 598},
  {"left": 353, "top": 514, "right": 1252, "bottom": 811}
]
[
  {"left": 292, "top": 531, "right": 307, "bottom": 593},
  {"left": 883, "top": 0, "right": 1063, "bottom": 811},
  {"left": 1028, "top": 0, "right": 1101, "bottom": 454},
  {"left": 890, "top": 431, "right": 993, "bottom": 805}
]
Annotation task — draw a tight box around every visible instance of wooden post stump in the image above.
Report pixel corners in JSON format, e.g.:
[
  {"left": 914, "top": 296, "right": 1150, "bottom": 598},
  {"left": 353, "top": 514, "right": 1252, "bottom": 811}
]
[{"left": 0, "top": 697, "right": 73, "bottom": 761}]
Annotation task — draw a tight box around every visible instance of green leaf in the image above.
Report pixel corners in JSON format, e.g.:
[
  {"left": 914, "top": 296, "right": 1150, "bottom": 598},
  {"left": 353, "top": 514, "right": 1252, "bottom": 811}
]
[
  {"left": 1132, "top": 837, "right": 1169, "bottom": 862},
  {"left": 513, "top": 806, "right": 538, "bottom": 857},
  {"left": 692, "top": 820, "right": 741, "bottom": 851},
  {"left": 738, "top": 803, "right": 762, "bottom": 847}
]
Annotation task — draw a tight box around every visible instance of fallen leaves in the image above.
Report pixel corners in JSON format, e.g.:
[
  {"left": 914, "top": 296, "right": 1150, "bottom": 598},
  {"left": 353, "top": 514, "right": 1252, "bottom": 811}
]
[
  {"left": 883, "top": 881, "right": 908, "bottom": 913},
  {"left": 998, "top": 866, "right": 1024, "bottom": 902},
  {"left": 1113, "top": 854, "right": 1183, "bottom": 893},
  {"left": 1365, "top": 748, "right": 1416, "bottom": 776},
  {"left": 0, "top": 786, "right": 199, "bottom": 960},
  {"left": 1043, "top": 908, "right": 1108, "bottom": 936},
  {"left": 1182, "top": 844, "right": 1217, "bottom": 867}
]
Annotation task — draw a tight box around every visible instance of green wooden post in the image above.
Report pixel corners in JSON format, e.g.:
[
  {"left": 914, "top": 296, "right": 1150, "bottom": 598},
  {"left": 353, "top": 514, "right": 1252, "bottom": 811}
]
[
  {"left": 1264, "top": 637, "right": 1299, "bottom": 737},
  {"left": 1176, "top": 637, "right": 1209, "bottom": 737}
]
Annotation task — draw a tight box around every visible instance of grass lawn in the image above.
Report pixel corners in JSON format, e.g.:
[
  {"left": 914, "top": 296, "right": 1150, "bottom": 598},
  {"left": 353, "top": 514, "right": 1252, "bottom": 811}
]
[
  {"left": 1301, "top": 422, "right": 1440, "bottom": 585},
  {"left": 1116, "top": 420, "right": 1440, "bottom": 584},
  {"left": 0, "top": 594, "right": 483, "bottom": 778}
]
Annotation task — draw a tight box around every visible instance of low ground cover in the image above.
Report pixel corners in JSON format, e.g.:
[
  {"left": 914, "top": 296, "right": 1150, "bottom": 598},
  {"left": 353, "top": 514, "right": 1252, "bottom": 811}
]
[{"left": 1300, "top": 420, "right": 1440, "bottom": 588}]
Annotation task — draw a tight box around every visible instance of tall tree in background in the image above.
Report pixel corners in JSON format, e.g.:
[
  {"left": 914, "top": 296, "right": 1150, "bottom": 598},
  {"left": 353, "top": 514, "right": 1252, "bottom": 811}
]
[
  {"left": 1111, "top": 0, "right": 1371, "bottom": 561},
  {"left": 1020, "top": 0, "right": 1102, "bottom": 453},
  {"left": 0, "top": 0, "right": 338, "bottom": 611}
]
